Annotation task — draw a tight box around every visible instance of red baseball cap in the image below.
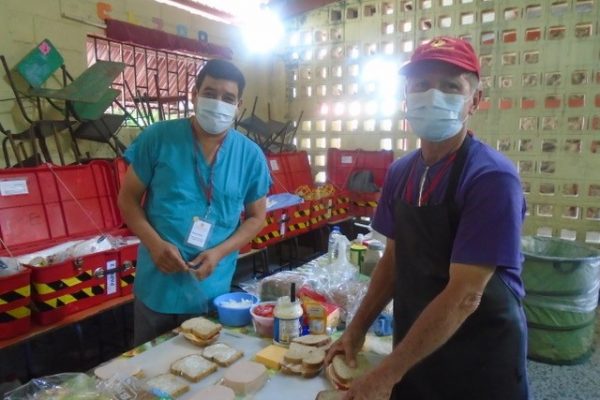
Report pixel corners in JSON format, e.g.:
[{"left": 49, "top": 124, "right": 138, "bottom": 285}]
[{"left": 399, "top": 36, "right": 480, "bottom": 78}]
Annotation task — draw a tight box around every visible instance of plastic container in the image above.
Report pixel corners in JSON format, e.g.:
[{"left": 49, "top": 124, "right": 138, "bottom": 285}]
[
  {"left": 250, "top": 301, "right": 276, "bottom": 337},
  {"left": 273, "top": 292, "right": 303, "bottom": 345},
  {"left": 521, "top": 236, "right": 600, "bottom": 365},
  {"left": 328, "top": 226, "right": 342, "bottom": 264},
  {"left": 213, "top": 292, "right": 259, "bottom": 327},
  {"left": 362, "top": 241, "right": 384, "bottom": 276}
]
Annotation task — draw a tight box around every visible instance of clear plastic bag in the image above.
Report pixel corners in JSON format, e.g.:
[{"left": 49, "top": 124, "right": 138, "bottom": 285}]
[
  {"left": 4, "top": 373, "right": 106, "bottom": 400},
  {"left": 97, "top": 373, "right": 163, "bottom": 399},
  {"left": 0, "top": 257, "right": 22, "bottom": 277}
]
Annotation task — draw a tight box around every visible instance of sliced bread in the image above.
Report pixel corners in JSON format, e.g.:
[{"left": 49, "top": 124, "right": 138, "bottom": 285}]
[
  {"left": 284, "top": 342, "right": 323, "bottom": 364},
  {"left": 202, "top": 342, "right": 243, "bottom": 367},
  {"left": 180, "top": 317, "right": 222, "bottom": 340},
  {"left": 282, "top": 342, "right": 326, "bottom": 379},
  {"left": 222, "top": 360, "right": 268, "bottom": 395},
  {"left": 170, "top": 354, "right": 218, "bottom": 383},
  {"left": 182, "top": 331, "right": 219, "bottom": 347},
  {"left": 292, "top": 334, "right": 332, "bottom": 348},
  {"left": 146, "top": 373, "right": 189, "bottom": 398},
  {"left": 330, "top": 353, "right": 371, "bottom": 386}
]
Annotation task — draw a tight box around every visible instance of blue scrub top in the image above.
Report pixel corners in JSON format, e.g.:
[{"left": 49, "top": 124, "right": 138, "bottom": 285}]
[{"left": 125, "top": 118, "right": 271, "bottom": 314}]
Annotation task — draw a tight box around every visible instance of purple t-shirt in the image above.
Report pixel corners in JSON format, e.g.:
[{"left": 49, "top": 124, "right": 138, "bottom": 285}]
[{"left": 372, "top": 135, "right": 526, "bottom": 298}]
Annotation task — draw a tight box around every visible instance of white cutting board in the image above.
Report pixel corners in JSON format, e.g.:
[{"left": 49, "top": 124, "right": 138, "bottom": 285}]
[{"left": 98, "top": 330, "right": 383, "bottom": 400}]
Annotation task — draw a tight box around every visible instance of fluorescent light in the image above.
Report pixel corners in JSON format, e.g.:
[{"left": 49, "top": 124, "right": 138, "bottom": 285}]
[
  {"left": 241, "top": 6, "right": 284, "bottom": 53},
  {"left": 362, "top": 59, "right": 400, "bottom": 99}
]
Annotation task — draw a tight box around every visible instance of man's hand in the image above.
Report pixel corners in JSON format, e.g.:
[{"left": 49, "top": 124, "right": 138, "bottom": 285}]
[
  {"left": 341, "top": 368, "right": 395, "bottom": 400},
  {"left": 324, "top": 327, "right": 366, "bottom": 367},
  {"left": 148, "top": 240, "right": 188, "bottom": 274},
  {"left": 188, "top": 248, "right": 223, "bottom": 280}
]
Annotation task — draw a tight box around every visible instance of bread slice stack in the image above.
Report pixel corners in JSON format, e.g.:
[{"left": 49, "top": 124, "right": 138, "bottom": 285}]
[
  {"left": 145, "top": 373, "right": 189, "bottom": 398},
  {"left": 169, "top": 354, "right": 218, "bottom": 383},
  {"left": 325, "top": 353, "right": 371, "bottom": 391},
  {"left": 180, "top": 317, "right": 222, "bottom": 346},
  {"left": 280, "top": 335, "right": 332, "bottom": 378},
  {"left": 202, "top": 342, "right": 243, "bottom": 367}
]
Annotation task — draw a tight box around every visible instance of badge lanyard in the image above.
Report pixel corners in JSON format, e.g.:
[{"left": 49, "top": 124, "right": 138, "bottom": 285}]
[
  {"left": 192, "top": 133, "right": 226, "bottom": 217},
  {"left": 186, "top": 133, "right": 227, "bottom": 251},
  {"left": 404, "top": 151, "right": 458, "bottom": 207}
]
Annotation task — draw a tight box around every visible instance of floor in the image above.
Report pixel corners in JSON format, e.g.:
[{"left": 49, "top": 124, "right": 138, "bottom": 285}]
[{"left": 1, "top": 230, "right": 599, "bottom": 399}]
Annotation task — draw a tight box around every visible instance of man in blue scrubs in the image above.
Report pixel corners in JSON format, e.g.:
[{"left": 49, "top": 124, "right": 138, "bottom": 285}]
[{"left": 118, "top": 59, "right": 271, "bottom": 345}]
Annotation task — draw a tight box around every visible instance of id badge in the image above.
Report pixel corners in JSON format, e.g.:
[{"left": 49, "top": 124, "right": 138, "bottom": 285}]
[{"left": 186, "top": 217, "right": 213, "bottom": 249}]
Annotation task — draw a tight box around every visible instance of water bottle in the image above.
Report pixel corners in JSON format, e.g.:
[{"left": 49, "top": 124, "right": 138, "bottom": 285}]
[{"left": 327, "top": 226, "right": 342, "bottom": 264}]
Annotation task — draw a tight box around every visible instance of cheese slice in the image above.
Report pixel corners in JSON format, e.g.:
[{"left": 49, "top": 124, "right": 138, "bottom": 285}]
[{"left": 254, "top": 344, "right": 288, "bottom": 370}]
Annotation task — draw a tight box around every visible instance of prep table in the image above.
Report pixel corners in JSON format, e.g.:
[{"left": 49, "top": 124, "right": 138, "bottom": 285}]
[{"left": 94, "top": 328, "right": 389, "bottom": 399}]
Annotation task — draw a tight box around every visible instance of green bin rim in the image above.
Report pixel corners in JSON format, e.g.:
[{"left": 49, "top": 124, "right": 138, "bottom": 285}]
[{"left": 521, "top": 236, "right": 600, "bottom": 262}]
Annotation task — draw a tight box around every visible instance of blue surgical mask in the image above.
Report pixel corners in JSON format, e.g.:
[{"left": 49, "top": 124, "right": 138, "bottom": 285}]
[
  {"left": 406, "top": 89, "right": 469, "bottom": 142},
  {"left": 195, "top": 97, "right": 237, "bottom": 135}
]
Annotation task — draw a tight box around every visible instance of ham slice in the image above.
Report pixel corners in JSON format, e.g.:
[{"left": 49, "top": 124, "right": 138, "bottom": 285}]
[
  {"left": 189, "top": 385, "right": 235, "bottom": 400},
  {"left": 222, "top": 360, "right": 268, "bottom": 395}
]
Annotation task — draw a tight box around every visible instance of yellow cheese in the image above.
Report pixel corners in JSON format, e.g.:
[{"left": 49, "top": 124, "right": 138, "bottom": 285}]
[{"left": 254, "top": 345, "right": 288, "bottom": 370}]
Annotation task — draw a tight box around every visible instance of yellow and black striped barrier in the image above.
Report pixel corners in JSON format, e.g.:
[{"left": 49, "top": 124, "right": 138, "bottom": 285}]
[
  {"left": 32, "top": 271, "right": 94, "bottom": 295},
  {"left": 0, "top": 306, "right": 31, "bottom": 322},
  {"left": 34, "top": 285, "right": 105, "bottom": 312}
]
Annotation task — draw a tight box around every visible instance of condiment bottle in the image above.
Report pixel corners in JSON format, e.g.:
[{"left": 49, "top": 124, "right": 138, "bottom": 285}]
[{"left": 273, "top": 283, "right": 303, "bottom": 345}]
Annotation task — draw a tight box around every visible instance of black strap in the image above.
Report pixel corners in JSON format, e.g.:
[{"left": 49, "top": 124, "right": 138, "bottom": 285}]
[
  {"left": 444, "top": 133, "right": 472, "bottom": 234},
  {"left": 443, "top": 133, "right": 472, "bottom": 204}
]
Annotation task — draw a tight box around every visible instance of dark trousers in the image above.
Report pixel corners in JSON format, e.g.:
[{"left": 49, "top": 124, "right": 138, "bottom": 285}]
[{"left": 133, "top": 298, "right": 198, "bottom": 347}]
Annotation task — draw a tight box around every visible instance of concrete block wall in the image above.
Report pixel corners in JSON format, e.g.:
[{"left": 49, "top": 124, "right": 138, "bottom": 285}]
[{"left": 283, "top": 0, "right": 600, "bottom": 245}]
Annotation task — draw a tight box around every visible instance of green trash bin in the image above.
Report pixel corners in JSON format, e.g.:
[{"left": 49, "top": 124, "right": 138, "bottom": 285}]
[{"left": 521, "top": 236, "right": 600, "bottom": 365}]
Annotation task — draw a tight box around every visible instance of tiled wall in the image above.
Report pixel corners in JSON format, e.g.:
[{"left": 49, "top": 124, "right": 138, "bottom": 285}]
[{"left": 283, "top": 0, "right": 600, "bottom": 245}]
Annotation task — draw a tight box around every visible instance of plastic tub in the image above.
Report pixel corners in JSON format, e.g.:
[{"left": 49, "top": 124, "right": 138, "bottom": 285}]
[
  {"left": 213, "top": 292, "right": 258, "bottom": 327},
  {"left": 521, "top": 236, "right": 600, "bottom": 364},
  {"left": 250, "top": 301, "right": 276, "bottom": 337}
]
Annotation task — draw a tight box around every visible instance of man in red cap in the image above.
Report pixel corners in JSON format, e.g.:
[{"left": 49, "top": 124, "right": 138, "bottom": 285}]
[{"left": 326, "top": 37, "right": 529, "bottom": 399}]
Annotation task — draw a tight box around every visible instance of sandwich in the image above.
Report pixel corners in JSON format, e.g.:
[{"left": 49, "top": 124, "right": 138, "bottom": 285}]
[
  {"left": 202, "top": 342, "right": 243, "bottom": 367},
  {"left": 180, "top": 316, "right": 221, "bottom": 346},
  {"left": 169, "top": 354, "right": 218, "bottom": 383},
  {"left": 281, "top": 342, "right": 326, "bottom": 378},
  {"left": 145, "top": 373, "right": 189, "bottom": 398},
  {"left": 325, "top": 354, "right": 370, "bottom": 391},
  {"left": 291, "top": 334, "right": 332, "bottom": 348}
]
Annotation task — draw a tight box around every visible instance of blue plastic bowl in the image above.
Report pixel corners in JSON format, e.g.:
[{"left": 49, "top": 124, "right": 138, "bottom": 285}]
[{"left": 213, "top": 292, "right": 259, "bottom": 327}]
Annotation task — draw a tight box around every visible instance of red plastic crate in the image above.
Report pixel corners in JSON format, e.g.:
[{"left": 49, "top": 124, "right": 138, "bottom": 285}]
[
  {"left": 0, "top": 162, "right": 134, "bottom": 325},
  {"left": 251, "top": 209, "right": 286, "bottom": 249},
  {"left": 0, "top": 268, "right": 31, "bottom": 339},
  {"left": 284, "top": 202, "right": 311, "bottom": 238},
  {"left": 267, "top": 151, "right": 313, "bottom": 195},
  {"left": 240, "top": 242, "right": 252, "bottom": 254},
  {"left": 326, "top": 149, "right": 394, "bottom": 219},
  {"left": 113, "top": 157, "right": 128, "bottom": 190},
  {"left": 351, "top": 192, "right": 382, "bottom": 218},
  {"left": 329, "top": 190, "right": 352, "bottom": 223},
  {"left": 326, "top": 148, "right": 393, "bottom": 190}
]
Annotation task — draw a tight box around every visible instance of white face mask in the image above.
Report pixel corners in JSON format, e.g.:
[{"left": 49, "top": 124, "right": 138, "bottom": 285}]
[
  {"left": 406, "top": 88, "right": 470, "bottom": 142},
  {"left": 194, "top": 97, "right": 237, "bottom": 135}
]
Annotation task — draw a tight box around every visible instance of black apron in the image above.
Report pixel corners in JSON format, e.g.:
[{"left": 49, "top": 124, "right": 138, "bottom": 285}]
[{"left": 391, "top": 135, "right": 529, "bottom": 400}]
